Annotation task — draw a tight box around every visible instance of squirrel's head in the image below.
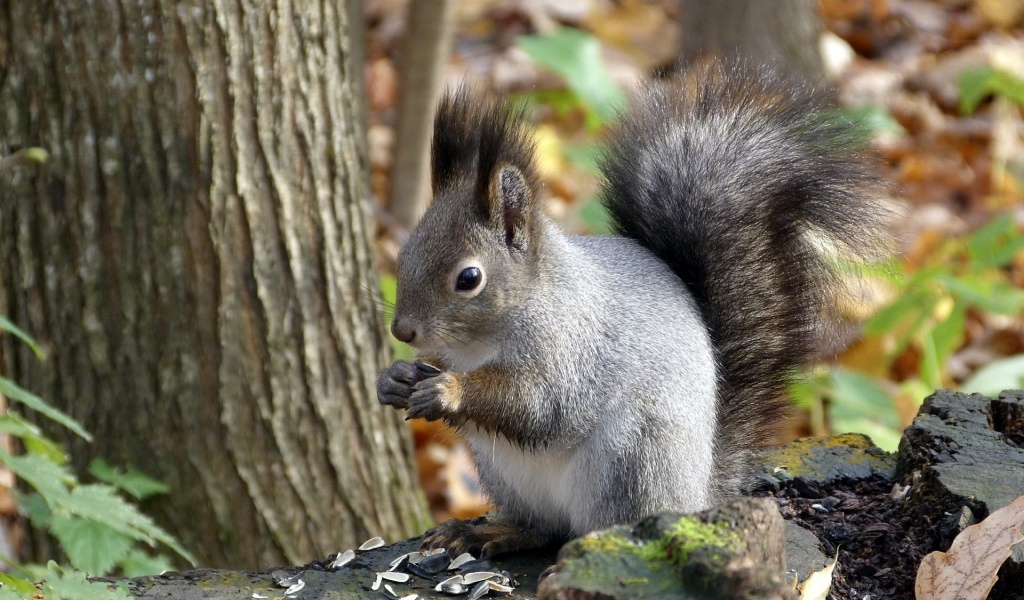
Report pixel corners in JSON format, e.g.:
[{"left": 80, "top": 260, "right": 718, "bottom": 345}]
[{"left": 391, "top": 89, "right": 544, "bottom": 365}]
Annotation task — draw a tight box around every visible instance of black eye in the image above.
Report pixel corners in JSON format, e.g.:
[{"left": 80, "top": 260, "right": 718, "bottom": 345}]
[{"left": 456, "top": 267, "right": 482, "bottom": 291}]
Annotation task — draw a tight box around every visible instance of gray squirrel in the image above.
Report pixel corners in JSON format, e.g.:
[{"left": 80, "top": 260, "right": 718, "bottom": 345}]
[{"left": 377, "top": 61, "right": 888, "bottom": 557}]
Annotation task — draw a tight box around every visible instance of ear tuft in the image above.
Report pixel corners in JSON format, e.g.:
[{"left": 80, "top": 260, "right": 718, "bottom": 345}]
[{"left": 495, "top": 166, "right": 531, "bottom": 249}]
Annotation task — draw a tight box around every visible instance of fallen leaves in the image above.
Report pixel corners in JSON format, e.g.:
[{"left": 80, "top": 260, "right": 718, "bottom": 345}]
[
  {"left": 916, "top": 494, "right": 1024, "bottom": 600},
  {"left": 799, "top": 552, "right": 837, "bottom": 600}
]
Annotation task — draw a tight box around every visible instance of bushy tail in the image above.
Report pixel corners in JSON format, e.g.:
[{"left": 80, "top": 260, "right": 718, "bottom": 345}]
[{"left": 600, "top": 61, "right": 889, "bottom": 500}]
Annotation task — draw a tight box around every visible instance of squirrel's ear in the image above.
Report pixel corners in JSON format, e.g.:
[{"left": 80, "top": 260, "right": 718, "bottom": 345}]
[{"left": 486, "top": 164, "right": 533, "bottom": 251}]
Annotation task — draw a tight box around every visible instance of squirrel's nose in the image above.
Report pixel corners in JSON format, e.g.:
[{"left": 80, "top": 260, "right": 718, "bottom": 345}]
[{"left": 391, "top": 319, "right": 417, "bottom": 344}]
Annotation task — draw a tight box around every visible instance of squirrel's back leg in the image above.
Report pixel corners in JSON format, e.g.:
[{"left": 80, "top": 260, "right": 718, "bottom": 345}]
[{"left": 422, "top": 516, "right": 558, "bottom": 558}]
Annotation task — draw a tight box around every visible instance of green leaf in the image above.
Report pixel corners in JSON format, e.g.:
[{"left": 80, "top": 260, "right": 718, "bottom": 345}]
[
  {"left": 829, "top": 417, "right": 903, "bottom": 452},
  {"left": 0, "top": 377, "right": 91, "bottom": 441},
  {"left": 827, "top": 370, "right": 900, "bottom": 430},
  {"left": 961, "top": 354, "right": 1024, "bottom": 396},
  {"left": 965, "top": 214, "right": 1024, "bottom": 269},
  {"left": 0, "top": 572, "right": 37, "bottom": 597},
  {"left": 0, "top": 449, "right": 74, "bottom": 506},
  {"left": 931, "top": 301, "right": 967, "bottom": 368},
  {"left": 863, "top": 288, "right": 933, "bottom": 336},
  {"left": 17, "top": 491, "right": 53, "bottom": 528},
  {"left": 517, "top": 28, "right": 627, "bottom": 125},
  {"left": 0, "top": 587, "right": 28, "bottom": 600},
  {"left": 940, "top": 275, "right": 1024, "bottom": 314},
  {"left": 919, "top": 329, "right": 942, "bottom": 390},
  {"left": 89, "top": 459, "right": 169, "bottom": 501},
  {"left": 827, "top": 369, "right": 902, "bottom": 452},
  {"left": 0, "top": 413, "right": 68, "bottom": 465},
  {"left": 58, "top": 485, "right": 196, "bottom": 566},
  {"left": 562, "top": 142, "right": 605, "bottom": 176},
  {"left": 380, "top": 275, "right": 413, "bottom": 362},
  {"left": 51, "top": 516, "right": 133, "bottom": 576},
  {"left": 578, "top": 196, "right": 613, "bottom": 235},
  {"left": 118, "top": 549, "right": 175, "bottom": 578},
  {"left": 0, "top": 316, "right": 44, "bottom": 358},
  {"left": 517, "top": 89, "right": 581, "bottom": 120},
  {"left": 42, "top": 562, "right": 132, "bottom": 600},
  {"left": 959, "top": 67, "right": 1024, "bottom": 114},
  {"left": 833, "top": 105, "right": 905, "bottom": 138},
  {"left": 378, "top": 274, "right": 397, "bottom": 315}
]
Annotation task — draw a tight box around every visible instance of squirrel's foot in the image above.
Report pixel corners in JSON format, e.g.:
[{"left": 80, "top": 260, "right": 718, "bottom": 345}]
[
  {"left": 422, "top": 518, "right": 552, "bottom": 558},
  {"left": 406, "top": 372, "right": 462, "bottom": 422}
]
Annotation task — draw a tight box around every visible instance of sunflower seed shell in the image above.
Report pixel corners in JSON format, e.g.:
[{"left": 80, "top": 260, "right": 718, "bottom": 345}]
[
  {"left": 379, "top": 571, "right": 411, "bottom": 583},
  {"left": 462, "top": 572, "right": 500, "bottom": 584},
  {"left": 447, "top": 552, "right": 476, "bottom": 570},
  {"left": 331, "top": 549, "right": 356, "bottom": 570}
]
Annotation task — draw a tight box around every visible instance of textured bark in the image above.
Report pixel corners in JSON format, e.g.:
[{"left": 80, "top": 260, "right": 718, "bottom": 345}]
[
  {"left": 678, "top": 0, "right": 824, "bottom": 80},
  {"left": 0, "top": 0, "right": 429, "bottom": 569}
]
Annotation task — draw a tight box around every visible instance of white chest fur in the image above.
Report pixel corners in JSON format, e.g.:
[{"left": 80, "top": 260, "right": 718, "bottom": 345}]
[{"left": 465, "top": 429, "right": 581, "bottom": 532}]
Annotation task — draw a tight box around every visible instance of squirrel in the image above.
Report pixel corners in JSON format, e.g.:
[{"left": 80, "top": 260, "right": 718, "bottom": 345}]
[{"left": 377, "top": 61, "right": 888, "bottom": 558}]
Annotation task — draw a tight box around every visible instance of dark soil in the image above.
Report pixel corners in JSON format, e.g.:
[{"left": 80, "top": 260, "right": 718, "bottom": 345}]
[{"left": 759, "top": 476, "right": 1024, "bottom": 600}]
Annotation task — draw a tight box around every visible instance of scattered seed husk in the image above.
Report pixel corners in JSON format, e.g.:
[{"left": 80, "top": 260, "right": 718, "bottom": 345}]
[
  {"left": 331, "top": 549, "right": 356, "bottom": 570},
  {"left": 273, "top": 572, "right": 299, "bottom": 587},
  {"left": 390, "top": 551, "right": 423, "bottom": 569},
  {"left": 414, "top": 360, "right": 442, "bottom": 375},
  {"left": 420, "top": 547, "right": 447, "bottom": 557},
  {"left": 405, "top": 561, "right": 437, "bottom": 580},
  {"left": 435, "top": 574, "right": 467, "bottom": 594},
  {"left": 455, "top": 558, "right": 495, "bottom": 573},
  {"left": 468, "top": 580, "right": 490, "bottom": 600},
  {"left": 462, "top": 572, "right": 500, "bottom": 584},
  {"left": 437, "top": 581, "right": 468, "bottom": 595},
  {"left": 387, "top": 554, "right": 408, "bottom": 572},
  {"left": 399, "top": 595, "right": 419, "bottom": 600},
  {"left": 499, "top": 570, "right": 518, "bottom": 587},
  {"left": 371, "top": 574, "right": 383, "bottom": 591},
  {"left": 487, "top": 580, "right": 514, "bottom": 595},
  {"left": 378, "top": 571, "right": 411, "bottom": 583},
  {"left": 284, "top": 580, "right": 305, "bottom": 595},
  {"left": 360, "top": 536, "right": 386, "bottom": 551},
  {"left": 382, "top": 584, "right": 401, "bottom": 600},
  {"left": 417, "top": 551, "right": 451, "bottom": 574},
  {"left": 447, "top": 552, "right": 476, "bottom": 570}
]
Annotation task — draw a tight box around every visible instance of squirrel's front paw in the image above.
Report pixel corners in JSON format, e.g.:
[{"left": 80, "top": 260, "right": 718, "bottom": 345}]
[
  {"left": 406, "top": 372, "right": 462, "bottom": 422},
  {"left": 376, "top": 361, "right": 420, "bottom": 410}
]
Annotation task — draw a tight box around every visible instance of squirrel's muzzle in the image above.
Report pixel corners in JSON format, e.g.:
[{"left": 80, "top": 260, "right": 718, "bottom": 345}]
[{"left": 391, "top": 318, "right": 417, "bottom": 344}]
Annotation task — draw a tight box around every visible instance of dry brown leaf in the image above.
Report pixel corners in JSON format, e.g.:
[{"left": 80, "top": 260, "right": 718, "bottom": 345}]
[
  {"left": 799, "top": 551, "right": 838, "bottom": 600},
  {"left": 915, "top": 495, "right": 1024, "bottom": 600}
]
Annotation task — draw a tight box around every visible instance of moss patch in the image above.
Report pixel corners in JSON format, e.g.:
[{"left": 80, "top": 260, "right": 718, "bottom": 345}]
[
  {"left": 544, "top": 515, "right": 749, "bottom": 598},
  {"left": 760, "top": 433, "right": 895, "bottom": 484},
  {"left": 662, "top": 517, "right": 741, "bottom": 569}
]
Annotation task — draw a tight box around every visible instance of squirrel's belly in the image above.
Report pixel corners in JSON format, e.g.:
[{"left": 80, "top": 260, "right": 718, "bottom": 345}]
[{"left": 464, "top": 430, "right": 580, "bottom": 533}]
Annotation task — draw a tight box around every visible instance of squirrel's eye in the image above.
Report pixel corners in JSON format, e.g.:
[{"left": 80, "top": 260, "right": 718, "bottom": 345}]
[{"left": 456, "top": 267, "right": 482, "bottom": 291}]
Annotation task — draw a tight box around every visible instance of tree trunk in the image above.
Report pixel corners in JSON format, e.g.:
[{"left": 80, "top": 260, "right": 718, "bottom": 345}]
[
  {"left": 677, "top": 0, "right": 824, "bottom": 81},
  {"left": 387, "top": 0, "right": 457, "bottom": 234},
  {"left": 0, "top": 0, "right": 430, "bottom": 570}
]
